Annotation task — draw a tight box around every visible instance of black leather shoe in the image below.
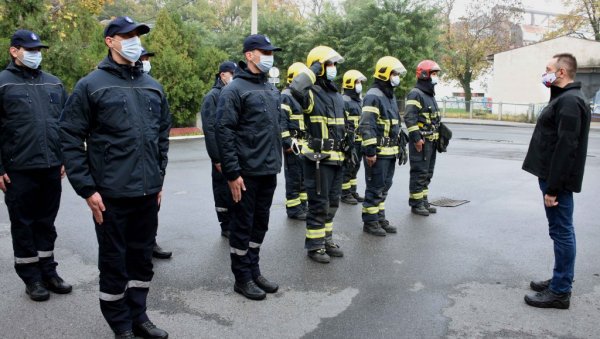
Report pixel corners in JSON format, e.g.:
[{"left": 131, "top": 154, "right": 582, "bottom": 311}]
[
  {"left": 133, "top": 320, "right": 168, "bottom": 339},
  {"left": 379, "top": 220, "right": 397, "bottom": 233},
  {"left": 254, "top": 275, "right": 279, "bottom": 293},
  {"left": 530, "top": 279, "right": 551, "bottom": 292},
  {"left": 44, "top": 276, "right": 72, "bottom": 294},
  {"left": 363, "top": 222, "right": 386, "bottom": 236},
  {"left": 115, "top": 330, "right": 135, "bottom": 339},
  {"left": 524, "top": 289, "right": 570, "bottom": 309},
  {"left": 221, "top": 230, "right": 230, "bottom": 238},
  {"left": 288, "top": 211, "right": 307, "bottom": 220},
  {"left": 25, "top": 281, "right": 50, "bottom": 301},
  {"left": 307, "top": 248, "right": 330, "bottom": 263},
  {"left": 325, "top": 241, "right": 344, "bottom": 257},
  {"left": 411, "top": 205, "right": 430, "bottom": 216},
  {"left": 152, "top": 244, "right": 172, "bottom": 259},
  {"left": 341, "top": 194, "right": 358, "bottom": 205},
  {"left": 234, "top": 280, "right": 266, "bottom": 300},
  {"left": 352, "top": 192, "right": 365, "bottom": 202}
]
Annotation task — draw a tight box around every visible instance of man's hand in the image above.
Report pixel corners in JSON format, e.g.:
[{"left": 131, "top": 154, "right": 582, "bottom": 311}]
[
  {"left": 86, "top": 192, "right": 106, "bottom": 224},
  {"left": 544, "top": 194, "right": 558, "bottom": 208},
  {"left": 366, "top": 155, "right": 377, "bottom": 167},
  {"left": 228, "top": 176, "right": 246, "bottom": 203},
  {"left": 0, "top": 173, "right": 10, "bottom": 192},
  {"left": 157, "top": 191, "right": 162, "bottom": 206},
  {"left": 60, "top": 165, "right": 66, "bottom": 179},
  {"left": 215, "top": 163, "right": 222, "bottom": 173},
  {"left": 415, "top": 139, "right": 425, "bottom": 152}
]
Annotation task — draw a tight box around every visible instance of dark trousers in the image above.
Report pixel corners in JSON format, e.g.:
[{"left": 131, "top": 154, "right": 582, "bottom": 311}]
[
  {"left": 284, "top": 151, "right": 306, "bottom": 216},
  {"left": 211, "top": 164, "right": 232, "bottom": 232},
  {"left": 302, "top": 158, "right": 343, "bottom": 251},
  {"left": 539, "top": 179, "right": 576, "bottom": 294},
  {"left": 342, "top": 143, "right": 362, "bottom": 196},
  {"left": 95, "top": 194, "right": 158, "bottom": 334},
  {"left": 229, "top": 175, "right": 277, "bottom": 283},
  {"left": 4, "top": 167, "right": 61, "bottom": 284},
  {"left": 362, "top": 158, "right": 395, "bottom": 223},
  {"left": 408, "top": 140, "right": 437, "bottom": 207}
]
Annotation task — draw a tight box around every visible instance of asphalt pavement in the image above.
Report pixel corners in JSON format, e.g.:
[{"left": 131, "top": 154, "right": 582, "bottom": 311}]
[{"left": 1, "top": 122, "right": 599, "bottom": 338}]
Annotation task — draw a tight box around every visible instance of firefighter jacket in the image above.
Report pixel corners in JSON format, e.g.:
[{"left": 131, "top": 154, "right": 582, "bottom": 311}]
[
  {"left": 200, "top": 77, "right": 226, "bottom": 163},
  {"left": 404, "top": 80, "right": 441, "bottom": 143},
  {"left": 522, "top": 82, "right": 590, "bottom": 195},
  {"left": 0, "top": 62, "right": 67, "bottom": 174},
  {"left": 342, "top": 89, "right": 362, "bottom": 143},
  {"left": 359, "top": 81, "right": 401, "bottom": 159},
  {"left": 290, "top": 75, "right": 346, "bottom": 166},
  {"left": 60, "top": 55, "right": 172, "bottom": 199},
  {"left": 215, "top": 61, "right": 284, "bottom": 181},
  {"left": 281, "top": 87, "right": 304, "bottom": 149}
]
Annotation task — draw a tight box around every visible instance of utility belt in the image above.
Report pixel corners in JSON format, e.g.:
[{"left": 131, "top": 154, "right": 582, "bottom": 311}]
[
  {"left": 377, "top": 136, "right": 399, "bottom": 147},
  {"left": 290, "top": 129, "right": 305, "bottom": 139},
  {"left": 306, "top": 137, "right": 344, "bottom": 152},
  {"left": 421, "top": 126, "right": 440, "bottom": 141}
]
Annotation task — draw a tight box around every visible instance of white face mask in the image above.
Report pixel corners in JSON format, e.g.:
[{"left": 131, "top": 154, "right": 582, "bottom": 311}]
[
  {"left": 430, "top": 75, "right": 439, "bottom": 85},
  {"left": 255, "top": 54, "right": 274, "bottom": 73},
  {"left": 390, "top": 75, "right": 401, "bottom": 87},
  {"left": 355, "top": 83, "right": 362, "bottom": 94},
  {"left": 114, "top": 36, "right": 142, "bottom": 63},
  {"left": 19, "top": 50, "right": 42, "bottom": 69},
  {"left": 142, "top": 60, "right": 151, "bottom": 73},
  {"left": 326, "top": 66, "right": 337, "bottom": 80},
  {"left": 542, "top": 72, "right": 557, "bottom": 88}
]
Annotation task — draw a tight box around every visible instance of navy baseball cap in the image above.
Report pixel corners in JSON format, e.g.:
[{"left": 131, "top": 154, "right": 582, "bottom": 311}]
[
  {"left": 218, "top": 61, "right": 237, "bottom": 73},
  {"left": 10, "top": 30, "right": 48, "bottom": 49},
  {"left": 141, "top": 48, "right": 155, "bottom": 57},
  {"left": 104, "top": 16, "right": 150, "bottom": 37},
  {"left": 242, "top": 34, "right": 281, "bottom": 53}
]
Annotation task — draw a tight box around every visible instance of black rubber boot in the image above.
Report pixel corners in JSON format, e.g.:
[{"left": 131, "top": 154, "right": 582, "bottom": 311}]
[{"left": 363, "top": 222, "right": 386, "bottom": 237}]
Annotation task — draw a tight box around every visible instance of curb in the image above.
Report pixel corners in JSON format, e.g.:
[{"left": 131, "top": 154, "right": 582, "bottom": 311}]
[{"left": 169, "top": 135, "right": 204, "bottom": 141}]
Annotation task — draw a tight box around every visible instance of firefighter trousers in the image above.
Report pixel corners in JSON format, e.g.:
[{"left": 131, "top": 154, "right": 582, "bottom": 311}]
[
  {"left": 284, "top": 151, "right": 306, "bottom": 217},
  {"left": 408, "top": 140, "right": 437, "bottom": 207},
  {"left": 362, "top": 157, "right": 395, "bottom": 223}
]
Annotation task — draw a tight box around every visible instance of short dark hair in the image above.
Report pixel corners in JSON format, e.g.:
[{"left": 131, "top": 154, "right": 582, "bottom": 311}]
[{"left": 553, "top": 53, "right": 577, "bottom": 79}]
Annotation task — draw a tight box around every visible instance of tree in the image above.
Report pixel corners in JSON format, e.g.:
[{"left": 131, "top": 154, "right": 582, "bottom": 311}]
[
  {"left": 545, "top": 0, "right": 600, "bottom": 41},
  {"left": 439, "top": 0, "right": 522, "bottom": 109}
]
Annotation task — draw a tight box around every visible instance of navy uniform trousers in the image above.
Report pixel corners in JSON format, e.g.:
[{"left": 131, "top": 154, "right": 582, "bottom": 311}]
[
  {"left": 228, "top": 175, "right": 277, "bottom": 283},
  {"left": 211, "top": 164, "right": 232, "bottom": 233},
  {"left": 5, "top": 166, "right": 61, "bottom": 284},
  {"left": 95, "top": 194, "right": 159, "bottom": 334}
]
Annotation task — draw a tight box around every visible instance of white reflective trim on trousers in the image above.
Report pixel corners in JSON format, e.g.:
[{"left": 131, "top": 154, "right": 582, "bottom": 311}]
[
  {"left": 248, "top": 242, "right": 261, "bottom": 249},
  {"left": 14, "top": 256, "right": 39, "bottom": 264},
  {"left": 127, "top": 280, "right": 151, "bottom": 289},
  {"left": 99, "top": 291, "right": 125, "bottom": 301},
  {"left": 37, "top": 250, "right": 53, "bottom": 258},
  {"left": 230, "top": 247, "right": 248, "bottom": 256},
  {"left": 216, "top": 207, "right": 228, "bottom": 212}
]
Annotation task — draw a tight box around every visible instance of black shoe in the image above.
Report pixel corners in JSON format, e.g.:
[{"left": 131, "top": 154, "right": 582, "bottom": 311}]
[
  {"left": 325, "top": 241, "right": 344, "bottom": 257},
  {"left": 411, "top": 205, "right": 430, "bottom": 216},
  {"left": 115, "top": 330, "right": 135, "bottom": 339},
  {"left": 379, "top": 220, "right": 397, "bottom": 233},
  {"left": 221, "top": 230, "right": 230, "bottom": 238},
  {"left": 234, "top": 280, "right": 266, "bottom": 300},
  {"left": 254, "top": 275, "right": 279, "bottom": 293},
  {"left": 352, "top": 192, "right": 365, "bottom": 202},
  {"left": 524, "top": 289, "right": 570, "bottom": 309},
  {"left": 152, "top": 244, "right": 172, "bottom": 259},
  {"left": 307, "top": 248, "right": 330, "bottom": 263},
  {"left": 43, "top": 276, "right": 72, "bottom": 294},
  {"left": 288, "top": 211, "right": 307, "bottom": 220},
  {"left": 133, "top": 320, "right": 169, "bottom": 339},
  {"left": 25, "top": 281, "right": 50, "bottom": 301},
  {"left": 340, "top": 194, "right": 358, "bottom": 205},
  {"left": 363, "top": 222, "right": 386, "bottom": 236},
  {"left": 530, "top": 279, "right": 551, "bottom": 292}
]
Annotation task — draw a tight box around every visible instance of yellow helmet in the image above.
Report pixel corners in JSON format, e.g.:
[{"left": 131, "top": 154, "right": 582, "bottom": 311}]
[
  {"left": 287, "top": 62, "right": 310, "bottom": 84},
  {"left": 373, "top": 56, "right": 407, "bottom": 81},
  {"left": 342, "top": 70, "right": 367, "bottom": 89},
  {"left": 306, "top": 46, "right": 344, "bottom": 76}
]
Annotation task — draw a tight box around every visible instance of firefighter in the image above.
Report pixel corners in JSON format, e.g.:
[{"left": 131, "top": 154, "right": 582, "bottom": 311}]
[
  {"left": 282, "top": 62, "right": 310, "bottom": 220},
  {"left": 359, "top": 57, "right": 407, "bottom": 236},
  {"left": 340, "top": 70, "right": 367, "bottom": 205},
  {"left": 289, "top": 46, "right": 346, "bottom": 264},
  {"left": 404, "top": 60, "right": 442, "bottom": 216},
  {"left": 201, "top": 61, "right": 237, "bottom": 238}
]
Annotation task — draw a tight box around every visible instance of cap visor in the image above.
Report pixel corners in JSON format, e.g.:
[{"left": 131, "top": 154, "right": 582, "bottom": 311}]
[
  {"left": 142, "top": 52, "right": 155, "bottom": 57},
  {"left": 260, "top": 45, "right": 282, "bottom": 52},
  {"left": 21, "top": 42, "right": 49, "bottom": 49},
  {"left": 117, "top": 23, "right": 150, "bottom": 36}
]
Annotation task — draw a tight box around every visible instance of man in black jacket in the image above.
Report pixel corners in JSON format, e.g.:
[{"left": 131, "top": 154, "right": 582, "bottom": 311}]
[
  {"left": 60, "top": 17, "right": 170, "bottom": 338},
  {"left": 0, "top": 29, "right": 71, "bottom": 302},
  {"left": 522, "top": 53, "right": 590, "bottom": 310},
  {"left": 215, "top": 34, "right": 284, "bottom": 301},
  {"left": 201, "top": 61, "right": 236, "bottom": 238}
]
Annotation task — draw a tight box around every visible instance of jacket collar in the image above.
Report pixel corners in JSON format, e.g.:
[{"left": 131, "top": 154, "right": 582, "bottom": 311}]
[
  {"left": 373, "top": 79, "right": 394, "bottom": 98},
  {"left": 416, "top": 79, "right": 435, "bottom": 96},
  {"left": 6, "top": 61, "right": 41, "bottom": 79},
  {"left": 235, "top": 61, "right": 267, "bottom": 83},
  {"left": 550, "top": 81, "right": 582, "bottom": 101},
  {"left": 98, "top": 52, "right": 144, "bottom": 79},
  {"left": 343, "top": 88, "right": 361, "bottom": 101}
]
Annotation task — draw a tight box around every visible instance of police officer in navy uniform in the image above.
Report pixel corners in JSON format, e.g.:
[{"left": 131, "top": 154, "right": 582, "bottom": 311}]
[
  {"left": 215, "top": 34, "right": 283, "bottom": 301},
  {"left": 0, "top": 29, "right": 71, "bottom": 302},
  {"left": 60, "top": 17, "right": 170, "bottom": 339},
  {"left": 201, "top": 61, "right": 236, "bottom": 238}
]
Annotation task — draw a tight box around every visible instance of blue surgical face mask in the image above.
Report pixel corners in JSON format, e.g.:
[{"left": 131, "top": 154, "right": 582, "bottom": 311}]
[
  {"left": 114, "top": 36, "right": 142, "bottom": 63},
  {"left": 19, "top": 50, "right": 42, "bottom": 69},
  {"left": 255, "top": 54, "right": 274, "bottom": 73},
  {"left": 326, "top": 66, "right": 337, "bottom": 80}
]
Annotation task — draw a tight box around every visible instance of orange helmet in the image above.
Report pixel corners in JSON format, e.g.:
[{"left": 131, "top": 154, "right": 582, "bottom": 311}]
[{"left": 416, "top": 60, "right": 441, "bottom": 80}]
